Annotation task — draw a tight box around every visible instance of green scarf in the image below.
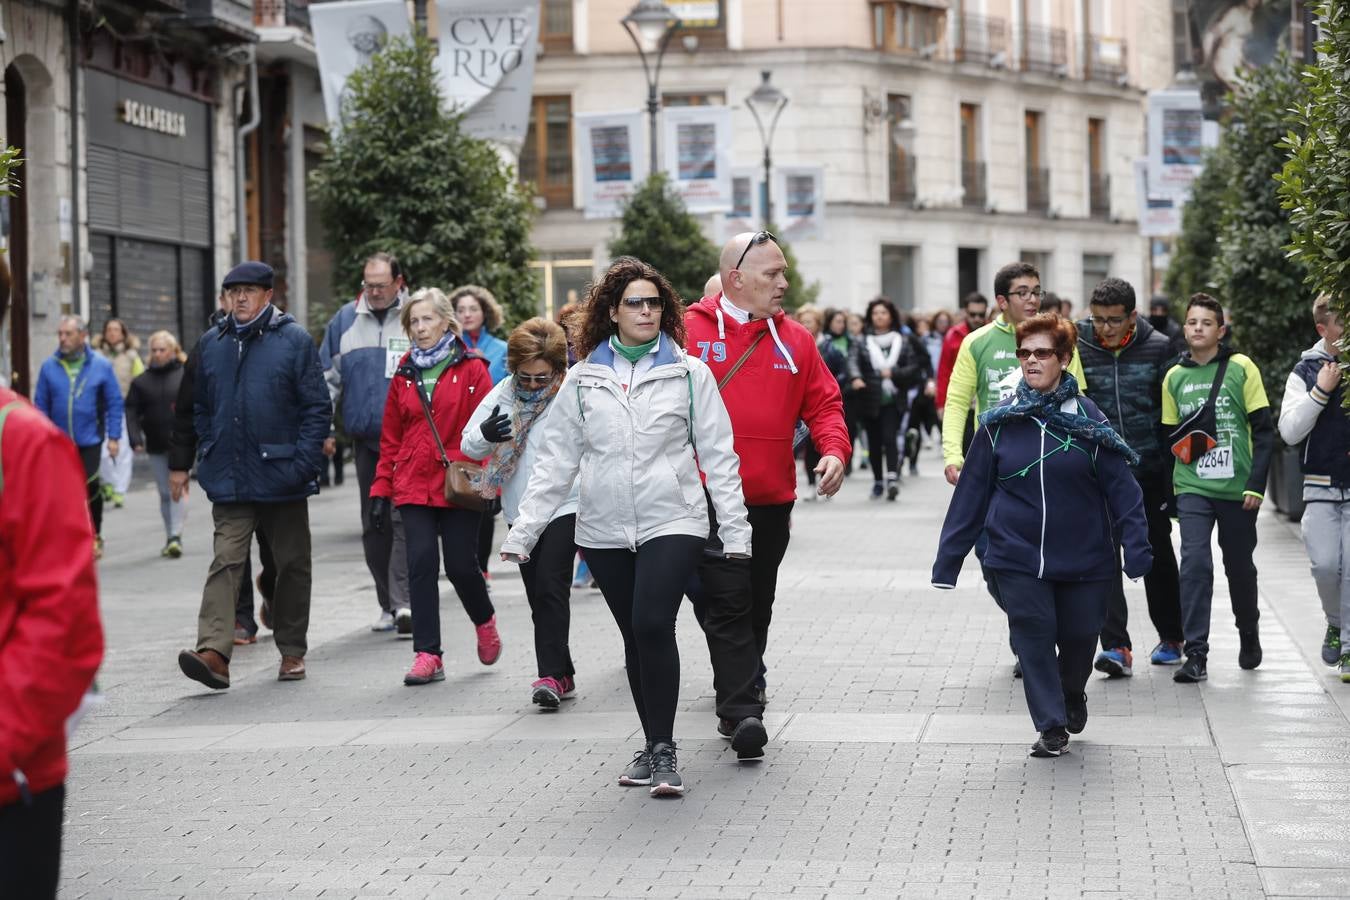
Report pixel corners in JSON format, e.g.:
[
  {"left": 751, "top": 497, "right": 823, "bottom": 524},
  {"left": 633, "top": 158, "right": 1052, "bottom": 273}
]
[{"left": 610, "top": 334, "right": 658, "bottom": 364}]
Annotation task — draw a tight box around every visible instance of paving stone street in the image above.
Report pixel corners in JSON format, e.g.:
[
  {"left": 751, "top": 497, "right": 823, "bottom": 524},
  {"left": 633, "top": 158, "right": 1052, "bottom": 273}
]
[{"left": 65, "top": 447, "right": 1350, "bottom": 899}]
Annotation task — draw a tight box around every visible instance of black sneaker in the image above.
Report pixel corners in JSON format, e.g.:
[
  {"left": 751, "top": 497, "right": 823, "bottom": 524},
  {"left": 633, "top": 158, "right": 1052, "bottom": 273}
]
[
  {"left": 730, "top": 717, "right": 768, "bottom": 760},
  {"left": 1029, "top": 727, "right": 1070, "bottom": 758},
  {"left": 1322, "top": 625, "right": 1342, "bottom": 666},
  {"left": 1013, "top": 658, "right": 1023, "bottom": 679},
  {"left": 886, "top": 479, "right": 899, "bottom": 501},
  {"left": 1238, "top": 630, "right": 1262, "bottom": 670},
  {"left": 395, "top": 609, "right": 413, "bottom": 638},
  {"left": 618, "top": 744, "right": 652, "bottom": 786},
  {"left": 1064, "top": 692, "right": 1088, "bottom": 734},
  {"left": 648, "top": 742, "right": 684, "bottom": 796},
  {"left": 1174, "top": 655, "right": 1208, "bottom": 683},
  {"left": 717, "top": 718, "right": 735, "bottom": 739}
]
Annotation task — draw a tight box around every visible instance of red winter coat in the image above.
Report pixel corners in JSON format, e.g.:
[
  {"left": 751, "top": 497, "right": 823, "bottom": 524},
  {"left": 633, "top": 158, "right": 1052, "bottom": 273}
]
[
  {"left": 686, "top": 295, "right": 851, "bottom": 506},
  {"left": 0, "top": 387, "right": 104, "bottom": 807},
  {"left": 935, "top": 319, "right": 971, "bottom": 409},
  {"left": 371, "top": 346, "right": 492, "bottom": 508}
]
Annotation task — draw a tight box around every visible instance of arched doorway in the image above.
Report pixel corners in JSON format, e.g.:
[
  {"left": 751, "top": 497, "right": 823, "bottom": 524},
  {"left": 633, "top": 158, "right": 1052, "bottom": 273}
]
[{"left": 4, "top": 63, "right": 30, "bottom": 395}]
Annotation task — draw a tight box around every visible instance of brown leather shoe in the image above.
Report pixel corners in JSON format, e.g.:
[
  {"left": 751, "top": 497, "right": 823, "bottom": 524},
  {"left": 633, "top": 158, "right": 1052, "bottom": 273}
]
[
  {"left": 278, "top": 655, "right": 306, "bottom": 681},
  {"left": 178, "top": 648, "right": 230, "bottom": 690}
]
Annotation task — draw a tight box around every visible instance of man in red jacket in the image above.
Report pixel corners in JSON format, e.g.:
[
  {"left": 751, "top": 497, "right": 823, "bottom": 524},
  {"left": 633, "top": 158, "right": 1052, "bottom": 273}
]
[
  {"left": 0, "top": 384, "right": 105, "bottom": 898},
  {"left": 685, "top": 230, "right": 850, "bottom": 760},
  {"left": 935, "top": 292, "right": 988, "bottom": 412}
]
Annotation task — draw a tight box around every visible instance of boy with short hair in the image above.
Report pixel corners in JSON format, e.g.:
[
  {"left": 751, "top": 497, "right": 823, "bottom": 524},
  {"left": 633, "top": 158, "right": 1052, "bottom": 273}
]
[
  {"left": 1162, "top": 293, "right": 1275, "bottom": 683},
  {"left": 1277, "top": 294, "right": 1350, "bottom": 680}
]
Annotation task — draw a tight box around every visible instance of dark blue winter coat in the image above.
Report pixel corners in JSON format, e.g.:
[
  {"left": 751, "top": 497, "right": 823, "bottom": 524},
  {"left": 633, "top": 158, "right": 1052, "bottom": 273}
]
[
  {"left": 1075, "top": 316, "right": 1175, "bottom": 476},
  {"left": 33, "top": 346, "right": 124, "bottom": 448},
  {"left": 192, "top": 306, "right": 331, "bottom": 504},
  {"left": 932, "top": 391, "right": 1151, "bottom": 586}
]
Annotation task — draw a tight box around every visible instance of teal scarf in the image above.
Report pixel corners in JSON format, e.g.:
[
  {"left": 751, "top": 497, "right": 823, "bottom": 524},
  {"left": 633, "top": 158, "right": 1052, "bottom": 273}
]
[
  {"left": 610, "top": 334, "right": 658, "bottom": 364},
  {"left": 979, "top": 372, "right": 1140, "bottom": 466}
]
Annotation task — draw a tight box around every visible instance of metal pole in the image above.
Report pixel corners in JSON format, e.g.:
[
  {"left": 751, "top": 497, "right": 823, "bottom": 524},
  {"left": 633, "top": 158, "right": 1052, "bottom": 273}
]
[
  {"left": 648, "top": 84, "right": 659, "bottom": 175},
  {"left": 414, "top": 0, "right": 428, "bottom": 37},
  {"left": 762, "top": 144, "right": 772, "bottom": 228}
]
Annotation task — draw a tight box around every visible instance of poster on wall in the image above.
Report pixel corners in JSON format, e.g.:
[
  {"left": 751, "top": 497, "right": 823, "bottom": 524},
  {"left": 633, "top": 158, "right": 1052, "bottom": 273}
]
[
  {"left": 772, "top": 165, "right": 825, "bottom": 241},
  {"left": 1178, "top": 0, "right": 1291, "bottom": 117},
  {"left": 660, "top": 105, "right": 733, "bottom": 213},
  {"left": 310, "top": 0, "right": 411, "bottom": 130},
  {"left": 575, "top": 111, "right": 648, "bottom": 219},
  {"left": 721, "top": 166, "right": 762, "bottom": 239},
  {"left": 1134, "top": 158, "right": 1182, "bottom": 237},
  {"left": 434, "top": 0, "right": 541, "bottom": 145},
  {"left": 1146, "top": 88, "right": 1210, "bottom": 198}
]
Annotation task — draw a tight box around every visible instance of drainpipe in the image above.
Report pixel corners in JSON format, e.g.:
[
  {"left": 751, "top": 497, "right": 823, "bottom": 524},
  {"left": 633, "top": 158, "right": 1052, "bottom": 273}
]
[
  {"left": 234, "top": 46, "right": 260, "bottom": 261},
  {"left": 68, "top": 0, "right": 82, "bottom": 314}
]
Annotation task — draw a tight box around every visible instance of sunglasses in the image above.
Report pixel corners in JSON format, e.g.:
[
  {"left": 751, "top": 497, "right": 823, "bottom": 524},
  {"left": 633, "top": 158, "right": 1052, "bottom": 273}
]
[
  {"left": 1015, "top": 347, "right": 1059, "bottom": 361},
  {"left": 616, "top": 296, "right": 665, "bottom": 312},
  {"left": 516, "top": 372, "right": 555, "bottom": 386},
  {"left": 734, "top": 231, "right": 778, "bottom": 271}
]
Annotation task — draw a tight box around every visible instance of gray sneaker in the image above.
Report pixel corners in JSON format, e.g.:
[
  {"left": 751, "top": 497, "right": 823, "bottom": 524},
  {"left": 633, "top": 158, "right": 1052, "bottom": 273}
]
[
  {"left": 395, "top": 609, "right": 413, "bottom": 638},
  {"left": 371, "top": 611, "right": 395, "bottom": 632},
  {"left": 648, "top": 742, "right": 684, "bottom": 797},
  {"left": 618, "top": 745, "right": 652, "bottom": 786},
  {"left": 1323, "top": 625, "right": 1342, "bottom": 666}
]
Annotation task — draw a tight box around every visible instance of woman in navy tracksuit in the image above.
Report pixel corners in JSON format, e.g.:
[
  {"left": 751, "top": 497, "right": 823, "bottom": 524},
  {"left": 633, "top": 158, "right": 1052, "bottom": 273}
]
[{"left": 932, "top": 314, "right": 1151, "bottom": 758}]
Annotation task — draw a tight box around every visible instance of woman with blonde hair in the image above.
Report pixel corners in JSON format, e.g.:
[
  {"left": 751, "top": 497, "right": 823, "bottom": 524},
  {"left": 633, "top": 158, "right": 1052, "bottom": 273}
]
[
  {"left": 462, "top": 317, "right": 581, "bottom": 709},
  {"left": 370, "top": 287, "right": 501, "bottom": 686},
  {"left": 126, "top": 330, "right": 189, "bottom": 557}
]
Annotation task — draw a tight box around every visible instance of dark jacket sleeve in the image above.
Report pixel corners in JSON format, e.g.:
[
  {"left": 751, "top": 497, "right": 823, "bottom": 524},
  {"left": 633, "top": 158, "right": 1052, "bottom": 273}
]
[
  {"left": 1097, "top": 444, "right": 1153, "bottom": 578},
  {"left": 892, "top": 335, "right": 929, "bottom": 393},
  {"left": 124, "top": 379, "right": 147, "bottom": 450},
  {"left": 168, "top": 347, "right": 199, "bottom": 472},
  {"left": 1246, "top": 407, "right": 1276, "bottom": 497},
  {"left": 932, "top": 425, "right": 997, "bottom": 587}
]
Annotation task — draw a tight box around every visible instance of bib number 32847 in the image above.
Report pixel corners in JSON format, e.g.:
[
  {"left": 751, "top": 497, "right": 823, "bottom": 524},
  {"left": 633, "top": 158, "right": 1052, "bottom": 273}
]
[{"left": 1196, "top": 445, "right": 1234, "bottom": 480}]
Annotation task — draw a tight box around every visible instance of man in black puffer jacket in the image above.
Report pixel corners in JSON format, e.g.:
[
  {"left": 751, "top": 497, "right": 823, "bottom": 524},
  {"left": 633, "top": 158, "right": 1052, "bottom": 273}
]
[{"left": 1077, "top": 278, "right": 1185, "bottom": 677}]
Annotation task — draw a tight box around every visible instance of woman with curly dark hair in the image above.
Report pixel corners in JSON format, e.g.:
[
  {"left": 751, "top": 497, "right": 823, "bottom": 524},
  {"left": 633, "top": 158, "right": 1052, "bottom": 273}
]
[{"left": 501, "top": 257, "right": 750, "bottom": 798}]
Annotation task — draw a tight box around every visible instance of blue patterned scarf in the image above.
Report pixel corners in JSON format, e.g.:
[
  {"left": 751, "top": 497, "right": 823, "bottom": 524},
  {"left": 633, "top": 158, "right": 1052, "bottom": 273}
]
[
  {"left": 979, "top": 372, "right": 1140, "bottom": 466},
  {"left": 480, "top": 375, "right": 562, "bottom": 497},
  {"left": 410, "top": 331, "right": 457, "bottom": 369}
]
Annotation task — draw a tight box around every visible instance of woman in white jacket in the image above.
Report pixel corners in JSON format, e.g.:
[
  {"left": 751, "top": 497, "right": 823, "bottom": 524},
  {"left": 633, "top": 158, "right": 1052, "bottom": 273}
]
[
  {"left": 462, "top": 317, "right": 580, "bottom": 710},
  {"left": 501, "top": 257, "right": 751, "bottom": 798}
]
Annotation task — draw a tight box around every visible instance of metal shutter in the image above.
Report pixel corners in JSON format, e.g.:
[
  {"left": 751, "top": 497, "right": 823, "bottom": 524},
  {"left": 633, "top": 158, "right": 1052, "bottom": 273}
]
[
  {"left": 89, "top": 233, "right": 115, "bottom": 333},
  {"left": 88, "top": 146, "right": 121, "bottom": 233},
  {"left": 114, "top": 238, "right": 181, "bottom": 343},
  {"left": 119, "top": 153, "right": 182, "bottom": 243},
  {"left": 181, "top": 168, "right": 211, "bottom": 247}
]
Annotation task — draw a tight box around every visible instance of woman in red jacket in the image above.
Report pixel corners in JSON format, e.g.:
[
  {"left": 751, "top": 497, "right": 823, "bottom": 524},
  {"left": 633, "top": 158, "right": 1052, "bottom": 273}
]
[{"left": 370, "top": 287, "right": 499, "bottom": 686}]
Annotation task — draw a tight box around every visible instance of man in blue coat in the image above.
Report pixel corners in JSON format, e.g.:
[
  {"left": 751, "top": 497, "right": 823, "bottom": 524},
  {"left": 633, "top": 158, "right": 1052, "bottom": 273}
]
[
  {"left": 33, "top": 314, "right": 124, "bottom": 558},
  {"left": 175, "top": 262, "right": 331, "bottom": 689}
]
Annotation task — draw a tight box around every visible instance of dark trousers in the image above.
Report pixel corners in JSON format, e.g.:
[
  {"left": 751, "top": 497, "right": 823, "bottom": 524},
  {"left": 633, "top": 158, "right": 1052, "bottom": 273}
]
[
  {"left": 78, "top": 444, "right": 102, "bottom": 537},
  {"left": 519, "top": 514, "right": 578, "bottom": 679},
  {"left": 355, "top": 443, "right": 409, "bottom": 613},
  {"left": 586, "top": 535, "right": 706, "bottom": 746},
  {"left": 842, "top": 393, "right": 863, "bottom": 474},
  {"left": 477, "top": 502, "right": 499, "bottom": 574},
  {"left": 401, "top": 504, "right": 495, "bottom": 657},
  {"left": 1177, "top": 492, "right": 1260, "bottom": 659},
  {"left": 0, "top": 783, "right": 64, "bottom": 899},
  {"left": 1100, "top": 471, "right": 1184, "bottom": 649},
  {"left": 994, "top": 570, "right": 1110, "bottom": 733},
  {"left": 864, "top": 405, "right": 901, "bottom": 480},
  {"left": 910, "top": 392, "right": 939, "bottom": 437},
  {"left": 233, "top": 534, "right": 276, "bottom": 635}
]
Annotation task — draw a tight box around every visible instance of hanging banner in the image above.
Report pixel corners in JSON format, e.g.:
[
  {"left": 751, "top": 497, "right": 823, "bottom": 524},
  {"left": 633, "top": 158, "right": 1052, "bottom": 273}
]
[
  {"left": 772, "top": 165, "right": 825, "bottom": 241},
  {"left": 310, "top": 0, "right": 411, "bottom": 129},
  {"left": 434, "top": 0, "right": 540, "bottom": 145},
  {"left": 722, "top": 165, "right": 762, "bottom": 239},
  {"left": 660, "top": 105, "right": 733, "bottom": 214},
  {"left": 1134, "top": 158, "right": 1181, "bottom": 237},
  {"left": 575, "top": 111, "right": 648, "bottom": 219},
  {"left": 1146, "top": 88, "right": 1209, "bottom": 199}
]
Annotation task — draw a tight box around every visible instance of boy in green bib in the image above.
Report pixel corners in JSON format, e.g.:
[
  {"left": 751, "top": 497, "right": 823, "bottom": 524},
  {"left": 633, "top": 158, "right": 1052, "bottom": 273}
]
[{"left": 1161, "top": 294, "right": 1274, "bottom": 683}]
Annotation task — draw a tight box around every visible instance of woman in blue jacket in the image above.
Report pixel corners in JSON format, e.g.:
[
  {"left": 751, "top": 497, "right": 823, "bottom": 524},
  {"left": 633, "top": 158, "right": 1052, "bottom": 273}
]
[{"left": 932, "top": 314, "right": 1151, "bottom": 758}]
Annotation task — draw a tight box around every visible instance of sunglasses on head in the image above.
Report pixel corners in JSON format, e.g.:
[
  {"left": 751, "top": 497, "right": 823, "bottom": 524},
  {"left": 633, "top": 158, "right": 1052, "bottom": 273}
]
[
  {"left": 616, "top": 296, "right": 665, "bottom": 312},
  {"left": 1015, "top": 347, "right": 1058, "bottom": 361},
  {"left": 734, "top": 231, "right": 778, "bottom": 271}
]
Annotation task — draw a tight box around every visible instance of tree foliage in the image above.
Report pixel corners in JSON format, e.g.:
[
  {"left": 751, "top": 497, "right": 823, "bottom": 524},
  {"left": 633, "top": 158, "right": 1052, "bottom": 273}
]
[
  {"left": 309, "top": 35, "right": 538, "bottom": 332},
  {"left": 1163, "top": 146, "right": 1228, "bottom": 309},
  {"left": 609, "top": 174, "right": 721, "bottom": 304}
]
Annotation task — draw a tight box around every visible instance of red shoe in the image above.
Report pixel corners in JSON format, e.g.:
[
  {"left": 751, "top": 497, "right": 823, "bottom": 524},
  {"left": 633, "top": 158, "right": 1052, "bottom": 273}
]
[
  {"left": 403, "top": 651, "right": 445, "bottom": 686},
  {"left": 476, "top": 616, "right": 502, "bottom": 665}
]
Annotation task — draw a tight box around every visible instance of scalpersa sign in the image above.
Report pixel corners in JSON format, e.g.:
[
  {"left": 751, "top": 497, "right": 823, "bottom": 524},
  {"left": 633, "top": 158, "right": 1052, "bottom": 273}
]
[{"left": 119, "top": 99, "right": 187, "bottom": 138}]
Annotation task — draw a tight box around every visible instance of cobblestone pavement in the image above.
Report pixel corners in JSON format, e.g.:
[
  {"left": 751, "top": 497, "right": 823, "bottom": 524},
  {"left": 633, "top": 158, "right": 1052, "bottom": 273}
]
[{"left": 64, "top": 446, "right": 1350, "bottom": 899}]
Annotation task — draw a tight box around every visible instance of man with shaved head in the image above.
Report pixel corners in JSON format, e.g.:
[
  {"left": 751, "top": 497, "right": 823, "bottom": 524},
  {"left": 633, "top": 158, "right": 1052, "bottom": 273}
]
[{"left": 685, "top": 231, "right": 851, "bottom": 761}]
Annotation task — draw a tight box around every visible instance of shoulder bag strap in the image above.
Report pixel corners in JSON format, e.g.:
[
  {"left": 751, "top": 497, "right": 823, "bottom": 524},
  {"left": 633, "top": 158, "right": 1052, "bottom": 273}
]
[
  {"left": 1203, "top": 356, "right": 1230, "bottom": 412},
  {"left": 718, "top": 330, "right": 768, "bottom": 391},
  {"left": 408, "top": 369, "right": 451, "bottom": 469}
]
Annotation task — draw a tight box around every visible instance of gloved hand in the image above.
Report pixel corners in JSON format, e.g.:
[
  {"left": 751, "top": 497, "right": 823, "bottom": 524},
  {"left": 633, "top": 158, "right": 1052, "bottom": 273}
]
[
  {"left": 370, "top": 496, "right": 390, "bottom": 534},
  {"left": 479, "top": 405, "right": 511, "bottom": 443}
]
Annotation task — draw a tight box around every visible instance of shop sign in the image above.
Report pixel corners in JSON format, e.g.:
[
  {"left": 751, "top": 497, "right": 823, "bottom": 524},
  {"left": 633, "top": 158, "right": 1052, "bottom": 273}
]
[{"left": 119, "top": 99, "right": 187, "bottom": 138}]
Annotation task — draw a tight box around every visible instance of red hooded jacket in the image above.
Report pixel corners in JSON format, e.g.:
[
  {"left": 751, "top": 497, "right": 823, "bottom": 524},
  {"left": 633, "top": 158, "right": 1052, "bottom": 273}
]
[
  {"left": 371, "top": 346, "right": 492, "bottom": 508},
  {"left": 935, "top": 319, "right": 971, "bottom": 409},
  {"left": 0, "top": 387, "right": 104, "bottom": 807},
  {"left": 686, "top": 295, "right": 851, "bottom": 505}
]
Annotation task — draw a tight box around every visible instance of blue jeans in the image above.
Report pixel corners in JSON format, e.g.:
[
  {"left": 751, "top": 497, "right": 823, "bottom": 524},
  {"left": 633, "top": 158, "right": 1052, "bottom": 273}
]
[{"left": 1176, "top": 493, "right": 1260, "bottom": 659}]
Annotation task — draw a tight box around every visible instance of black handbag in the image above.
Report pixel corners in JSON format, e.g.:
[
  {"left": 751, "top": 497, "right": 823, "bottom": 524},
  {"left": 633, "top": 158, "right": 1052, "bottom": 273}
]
[{"left": 1168, "top": 357, "right": 1229, "bottom": 465}]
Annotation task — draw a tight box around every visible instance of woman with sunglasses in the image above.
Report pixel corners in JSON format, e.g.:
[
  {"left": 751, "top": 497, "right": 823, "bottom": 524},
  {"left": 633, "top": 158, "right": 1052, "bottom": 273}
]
[
  {"left": 501, "top": 257, "right": 750, "bottom": 797},
  {"left": 461, "top": 317, "right": 581, "bottom": 710},
  {"left": 932, "top": 313, "right": 1151, "bottom": 758}
]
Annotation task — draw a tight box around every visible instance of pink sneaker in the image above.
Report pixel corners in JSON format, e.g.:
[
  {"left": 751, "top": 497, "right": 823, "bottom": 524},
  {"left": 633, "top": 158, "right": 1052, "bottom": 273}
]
[
  {"left": 403, "top": 651, "right": 445, "bottom": 686},
  {"left": 531, "top": 677, "right": 565, "bottom": 709},
  {"left": 476, "top": 616, "right": 502, "bottom": 665},
  {"left": 560, "top": 675, "right": 577, "bottom": 698}
]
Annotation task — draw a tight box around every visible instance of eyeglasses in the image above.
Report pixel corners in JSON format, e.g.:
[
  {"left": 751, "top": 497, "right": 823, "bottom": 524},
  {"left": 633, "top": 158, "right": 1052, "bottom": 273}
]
[
  {"left": 516, "top": 372, "right": 555, "bottom": 386},
  {"left": 1015, "top": 347, "right": 1059, "bottom": 361},
  {"left": 362, "top": 280, "right": 395, "bottom": 292},
  {"left": 616, "top": 296, "right": 665, "bottom": 312},
  {"left": 734, "top": 231, "right": 778, "bottom": 271},
  {"left": 1004, "top": 287, "right": 1046, "bottom": 301},
  {"left": 1087, "top": 315, "right": 1129, "bottom": 328}
]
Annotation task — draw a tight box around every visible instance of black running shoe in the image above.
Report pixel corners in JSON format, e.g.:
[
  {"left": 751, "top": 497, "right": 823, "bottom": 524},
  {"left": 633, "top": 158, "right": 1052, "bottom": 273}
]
[
  {"left": 618, "top": 745, "right": 652, "bottom": 786},
  {"left": 1013, "top": 658, "right": 1023, "bottom": 679},
  {"left": 1064, "top": 692, "right": 1088, "bottom": 734},
  {"left": 1029, "top": 727, "right": 1070, "bottom": 758},
  {"left": 730, "top": 717, "right": 768, "bottom": 760},
  {"left": 648, "top": 742, "right": 684, "bottom": 796},
  {"left": 717, "top": 718, "right": 735, "bottom": 739},
  {"left": 1173, "top": 654, "right": 1208, "bottom": 683},
  {"left": 1238, "top": 630, "right": 1262, "bottom": 670}
]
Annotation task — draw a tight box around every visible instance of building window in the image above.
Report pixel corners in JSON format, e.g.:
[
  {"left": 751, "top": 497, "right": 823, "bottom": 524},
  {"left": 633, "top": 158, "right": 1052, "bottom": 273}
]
[
  {"left": 662, "top": 92, "right": 726, "bottom": 107},
  {"left": 671, "top": 0, "right": 727, "bottom": 51},
  {"left": 540, "top": 0, "right": 574, "bottom": 53},
  {"left": 1087, "top": 117, "right": 1108, "bottom": 219},
  {"left": 958, "top": 246, "right": 983, "bottom": 305},
  {"left": 1025, "top": 110, "right": 1048, "bottom": 213},
  {"left": 871, "top": 2, "right": 945, "bottom": 54},
  {"left": 520, "top": 96, "right": 573, "bottom": 209},
  {"left": 888, "top": 93, "right": 915, "bottom": 204},
  {"left": 1082, "top": 253, "right": 1112, "bottom": 304},
  {"left": 960, "top": 102, "right": 985, "bottom": 208},
  {"left": 732, "top": 175, "right": 754, "bottom": 219},
  {"left": 1020, "top": 250, "right": 1052, "bottom": 284},
  {"left": 528, "top": 253, "right": 593, "bottom": 320},
  {"left": 954, "top": 10, "right": 1008, "bottom": 65},
  {"left": 880, "top": 245, "right": 918, "bottom": 310}
]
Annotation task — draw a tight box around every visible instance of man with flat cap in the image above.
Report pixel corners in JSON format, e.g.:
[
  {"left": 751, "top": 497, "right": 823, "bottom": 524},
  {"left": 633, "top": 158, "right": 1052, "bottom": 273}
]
[{"left": 175, "top": 261, "right": 331, "bottom": 687}]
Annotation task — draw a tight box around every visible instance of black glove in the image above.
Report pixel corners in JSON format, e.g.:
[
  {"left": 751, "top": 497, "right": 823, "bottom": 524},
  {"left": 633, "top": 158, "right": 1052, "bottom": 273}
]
[
  {"left": 479, "top": 405, "right": 511, "bottom": 443},
  {"left": 370, "top": 496, "right": 390, "bottom": 535}
]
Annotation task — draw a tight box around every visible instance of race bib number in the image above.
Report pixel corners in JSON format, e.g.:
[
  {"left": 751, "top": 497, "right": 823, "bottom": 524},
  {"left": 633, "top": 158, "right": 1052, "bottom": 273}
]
[
  {"left": 1196, "top": 445, "right": 1234, "bottom": 480},
  {"left": 385, "top": 337, "right": 410, "bottom": 378}
]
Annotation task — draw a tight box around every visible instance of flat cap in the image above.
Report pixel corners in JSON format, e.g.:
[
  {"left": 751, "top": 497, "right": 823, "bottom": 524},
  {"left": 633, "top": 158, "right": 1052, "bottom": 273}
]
[{"left": 222, "top": 261, "right": 274, "bottom": 289}]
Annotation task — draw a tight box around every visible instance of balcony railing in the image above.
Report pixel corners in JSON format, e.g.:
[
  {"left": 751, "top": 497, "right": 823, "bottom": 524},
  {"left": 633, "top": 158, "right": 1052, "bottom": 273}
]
[
  {"left": 890, "top": 153, "right": 916, "bottom": 204},
  {"left": 954, "top": 14, "right": 1008, "bottom": 66},
  {"left": 1085, "top": 35, "right": 1128, "bottom": 84},
  {"left": 255, "top": 0, "right": 309, "bottom": 29},
  {"left": 962, "top": 161, "right": 987, "bottom": 208},
  {"left": 1089, "top": 172, "right": 1111, "bottom": 219},
  {"left": 1021, "top": 24, "right": 1067, "bottom": 74},
  {"left": 1026, "top": 167, "right": 1050, "bottom": 213}
]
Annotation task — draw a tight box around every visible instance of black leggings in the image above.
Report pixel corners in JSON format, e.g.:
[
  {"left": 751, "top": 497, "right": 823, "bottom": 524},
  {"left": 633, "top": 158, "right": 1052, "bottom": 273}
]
[
  {"left": 400, "top": 504, "right": 495, "bottom": 657},
  {"left": 78, "top": 444, "right": 102, "bottom": 536},
  {"left": 864, "top": 404, "right": 901, "bottom": 481},
  {"left": 0, "top": 783, "right": 64, "bottom": 899},
  {"left": 519, "top": 514, "right": 578, "bottom": 679},
  {"left": 585, "top": 534, "right": 706, "bottom": 745}
]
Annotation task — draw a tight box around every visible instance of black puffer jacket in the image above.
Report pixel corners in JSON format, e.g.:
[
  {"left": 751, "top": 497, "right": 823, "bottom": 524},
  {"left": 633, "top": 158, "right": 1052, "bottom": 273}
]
[
  {"left": 126, "top": 360, "right": 185, "bottom": 454},
  {"left": 1075, "top": 316, "right": 1174, "bottom": 475}
]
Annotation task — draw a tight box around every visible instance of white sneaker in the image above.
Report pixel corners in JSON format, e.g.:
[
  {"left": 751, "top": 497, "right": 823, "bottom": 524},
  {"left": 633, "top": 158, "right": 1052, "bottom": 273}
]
[
  {"left": 395, "top": 608, "right": 413, "bottom": 638},
  {"left": 371, "top": 610, "right": 395, "bottom": 632}
]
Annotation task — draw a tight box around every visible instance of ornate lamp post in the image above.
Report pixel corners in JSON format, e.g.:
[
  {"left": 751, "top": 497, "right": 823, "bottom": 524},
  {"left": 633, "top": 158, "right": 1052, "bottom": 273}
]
[
  {"left": 744, "top": 70, "right": 789, "bottom": 227},
  {"left": 621, "top": 0, "right": 680, "bottom": 174}
]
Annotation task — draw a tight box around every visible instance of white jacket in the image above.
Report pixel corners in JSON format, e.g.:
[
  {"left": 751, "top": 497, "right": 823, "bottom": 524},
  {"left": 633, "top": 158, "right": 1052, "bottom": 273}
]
[
  {"left": 499, "top": 335, "right": 752, "bottom": 558},
  {"left": 460, "top": 375, "right": 580, "bottom": 525}
]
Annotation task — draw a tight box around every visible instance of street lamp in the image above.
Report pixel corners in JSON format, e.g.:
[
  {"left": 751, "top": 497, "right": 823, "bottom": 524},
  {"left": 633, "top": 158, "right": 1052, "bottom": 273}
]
[
  {"left": 744, "top": 70, "right": 789, "bottom": 227},
  {"left": 621, "top": 0, "right": 680, "bottom": 174}
]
